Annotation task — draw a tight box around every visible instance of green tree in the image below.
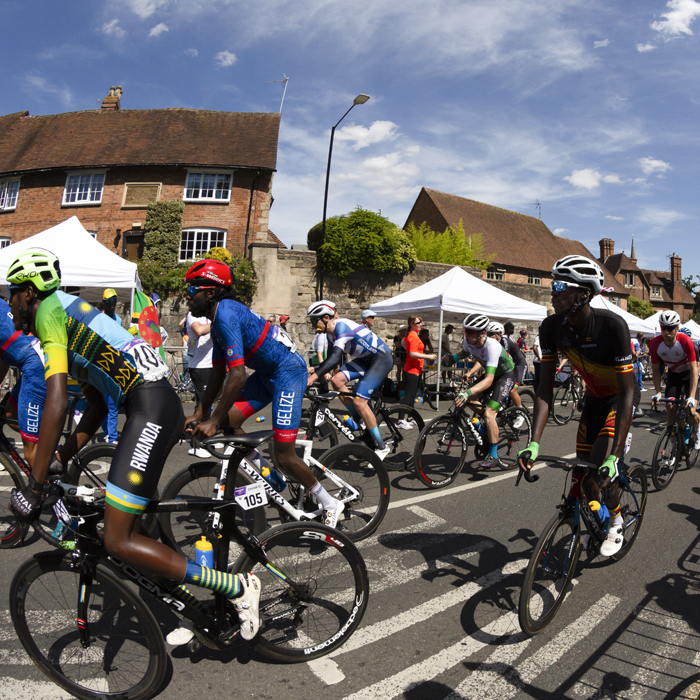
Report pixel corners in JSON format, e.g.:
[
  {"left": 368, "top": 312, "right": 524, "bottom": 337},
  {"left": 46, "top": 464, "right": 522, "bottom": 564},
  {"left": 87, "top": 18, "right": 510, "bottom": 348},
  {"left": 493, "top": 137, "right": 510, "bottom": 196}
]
[
  {"left": 307, "top": 207, "right": 417, "bottom": 278},
  {"left": 627, "top": 296, "right": 656, "bottom": 319},
  {"left": 204, "top": 248, "right": 257, "bottom": 305},
  {"left": 683, "top": 274, "right": 700, "bottom": 301},
  {"left": 404, "top": 220, "right": 494, "bottom": 270}
]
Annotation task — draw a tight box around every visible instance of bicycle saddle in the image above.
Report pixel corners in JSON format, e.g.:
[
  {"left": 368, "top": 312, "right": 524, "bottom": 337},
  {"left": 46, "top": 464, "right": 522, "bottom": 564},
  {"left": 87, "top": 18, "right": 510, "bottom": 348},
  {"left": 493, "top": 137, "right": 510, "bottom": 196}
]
[
  {"left": 201, "top": 431, "right": 276, "bottom": 450},
  {"left": 310, "top": 391, "right": 341, "bottom": 404}
]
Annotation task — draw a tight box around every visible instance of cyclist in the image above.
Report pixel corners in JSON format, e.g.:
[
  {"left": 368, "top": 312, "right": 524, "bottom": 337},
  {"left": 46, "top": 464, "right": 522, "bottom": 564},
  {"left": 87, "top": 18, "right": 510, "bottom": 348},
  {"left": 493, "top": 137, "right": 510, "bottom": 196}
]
[
  {"left": 447, "top": 313, "right": 517, "bottom": 469},
  {"left": 305, "top": 301, "right": 393, "bottom": 459},
  {"left": 0, "top": 296, "right": 46, "bottom": 467},
  {"left": 650, "top": 313, "right": 698, "bottom": 455},
  {"left": 680, "top": 326, "right": 700, "bottom": 450},
  {"left": 487, "top": 320, "right": 527, "bottom": 427},
  {"left": 183, "top": 263, "right": 347, "bottom": 529},
  {"left": 6, "top": 248, "right": 263, "bottom": 643},
  {"left": 517, "top": 254, "right": 635, "bottom": 557}
]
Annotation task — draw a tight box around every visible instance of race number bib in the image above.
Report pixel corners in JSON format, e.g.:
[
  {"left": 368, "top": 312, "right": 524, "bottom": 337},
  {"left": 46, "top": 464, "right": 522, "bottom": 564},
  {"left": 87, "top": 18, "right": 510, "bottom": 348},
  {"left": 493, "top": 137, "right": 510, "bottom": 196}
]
[
  {"left": 274, "top": 327, "right": 297, "bottom": 355},
  {"left": 124, "top": 339, "right": 168, "bottom": 382},
  {"left": 234, "top": 482, "right": 268, "bottom": 510}
]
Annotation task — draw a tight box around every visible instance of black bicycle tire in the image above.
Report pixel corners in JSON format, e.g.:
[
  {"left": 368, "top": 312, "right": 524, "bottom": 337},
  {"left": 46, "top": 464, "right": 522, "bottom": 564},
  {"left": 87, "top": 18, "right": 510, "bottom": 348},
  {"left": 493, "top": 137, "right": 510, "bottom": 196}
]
[
  {"left": 551, "top": 383, "right": 575, "bottom": 426},
  {"left": 611, "top": 464, "right": 647, "bottom": 562},
  {"left": 10, "top": 551, "right": 167, "bottom": 700},
  {"left": 413, "top": 415, "right": 468, "bottom": 489},
  {"left": 0, "top": 451, "right": 24, "bottom": 548},
  {"left": 377, "top": 405, "right": 425, "bottom": 472},
  {"left": 313, "top": 442, "right": 390, "bottom": 540},
  {"left": 651, "top": 424, "right": 680, "bottom": 491},
  {"left": 496, "top": 406, "right": 533, "bottom": 470},
  {"left": 517, "top": 387, "right": 536, "bottom": 416},
  {"left": 685, "top": 420, "right": 700, "bottom": 468},
  {"left": 158, "top": 461, "right": 268, "bottom": 560},
  {"left": 230, "top": 521, "right": 369, "bottom": 662},
  {"left": 519, "top": 511, "right": 580, "bottom": 636},
  {"left": 299, "top": 407, "right": 340, "bottom": 451}
]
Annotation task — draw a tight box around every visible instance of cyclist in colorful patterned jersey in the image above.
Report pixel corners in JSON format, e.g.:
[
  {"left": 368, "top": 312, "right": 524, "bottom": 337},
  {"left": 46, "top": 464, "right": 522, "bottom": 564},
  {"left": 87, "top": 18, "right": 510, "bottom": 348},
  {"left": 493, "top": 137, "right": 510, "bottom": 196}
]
[
  {"left": 7, "top": 249, "right": 262, "bottom": 642},
  {"left": 0, "top": 297, "right": 46, "bottom": 466},
  {"left": 184, "top": 262, "right": 347, "bottom": 531},
  {"left": 517, "top": 255, "right": 635, "bottom": 557},
  {"left": 447, "top": 313, "right": 517, "bottom": 469},
  {"left": 487, "top": 321, "right": 527, "bottom": 419},
  {"left": 650, "top": 313, "right": 699, "bottom": 448},
  {"left": 306, "top": 301, "right": 393, "bottom": 460}
]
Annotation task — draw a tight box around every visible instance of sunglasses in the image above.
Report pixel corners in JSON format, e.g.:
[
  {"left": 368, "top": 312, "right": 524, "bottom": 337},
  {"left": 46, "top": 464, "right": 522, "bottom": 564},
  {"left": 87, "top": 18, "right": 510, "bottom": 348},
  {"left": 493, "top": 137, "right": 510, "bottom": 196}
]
[
  {"left": 660, "top": 325, "right": 678, "bottom": 331},
  {"left": 186, "top": 285, "right": 215, "bottom": 298},
  {"left": 7, "top": 284, "right": 23, "bottom": 298},
  {"left": 551, "top": 280, "right": 584, "bottom": 294}
]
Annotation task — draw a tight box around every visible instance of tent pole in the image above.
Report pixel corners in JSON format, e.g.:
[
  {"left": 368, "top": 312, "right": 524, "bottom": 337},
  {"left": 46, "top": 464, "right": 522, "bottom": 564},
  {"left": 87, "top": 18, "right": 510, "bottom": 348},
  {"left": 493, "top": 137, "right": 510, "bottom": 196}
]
[
  {"left": 436, "top": 308, "right": 443, "bottom": 411},
  {"left": 130, "top": 286, "right": 135, "bottom": 326}
]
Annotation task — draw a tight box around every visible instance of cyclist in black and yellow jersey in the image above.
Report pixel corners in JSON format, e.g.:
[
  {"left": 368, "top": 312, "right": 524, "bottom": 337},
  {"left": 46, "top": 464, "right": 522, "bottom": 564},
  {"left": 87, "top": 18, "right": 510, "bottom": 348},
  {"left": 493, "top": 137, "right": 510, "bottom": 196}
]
[{"left": 518, "top": 254, "right": 635, "bottom": 557}]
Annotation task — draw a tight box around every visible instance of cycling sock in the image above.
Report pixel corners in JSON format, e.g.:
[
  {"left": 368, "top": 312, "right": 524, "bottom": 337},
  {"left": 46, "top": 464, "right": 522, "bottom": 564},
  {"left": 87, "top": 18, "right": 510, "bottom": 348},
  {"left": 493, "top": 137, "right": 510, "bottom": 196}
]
[
  {"left": 368, "top": 426, "right": 386, "bottom": 449},
  {"left": 183, "top": 560, "right": 243, "bottom": 598},
  {"left": 489, "top": 443, "right": 498, "bottom": 458},
  {"left": 310, "top": 480, "right": 337, "bottom": 509},
  {"left": 610, "top": 505, "right": 622, "bottom": 525}
]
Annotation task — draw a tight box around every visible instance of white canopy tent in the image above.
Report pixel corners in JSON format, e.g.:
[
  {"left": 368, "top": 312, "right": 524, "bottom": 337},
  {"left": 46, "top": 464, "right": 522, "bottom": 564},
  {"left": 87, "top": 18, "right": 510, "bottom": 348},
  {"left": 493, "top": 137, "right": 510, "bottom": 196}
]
[
  {"left": 368, "top": 267, "right": 548, "bottom": 408},
  {"left": 590, "top": 295, "right": 657, "bottom": 335},
  {"left": 681, "top": 319, "right": 700, "bottom": 340},
  {"left": 643, "top": 311, "right": 700, "bottom": 339},
  {"left": 0, "top": 216, "right": 141, "bottom": 306}
]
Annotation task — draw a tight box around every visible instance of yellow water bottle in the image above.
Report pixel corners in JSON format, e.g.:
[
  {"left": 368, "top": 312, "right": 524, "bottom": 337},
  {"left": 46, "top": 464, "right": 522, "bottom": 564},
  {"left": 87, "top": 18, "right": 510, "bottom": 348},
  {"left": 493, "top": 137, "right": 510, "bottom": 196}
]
[{"left": 195, "top": 536, "right": 214, "bottom": 569}]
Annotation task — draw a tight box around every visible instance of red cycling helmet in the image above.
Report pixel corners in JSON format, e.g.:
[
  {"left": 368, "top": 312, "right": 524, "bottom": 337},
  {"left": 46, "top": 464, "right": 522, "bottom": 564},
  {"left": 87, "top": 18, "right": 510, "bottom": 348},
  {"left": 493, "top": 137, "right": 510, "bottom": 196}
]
[{"left": 185, "top": 259, "right": 233, "bottom": 287}]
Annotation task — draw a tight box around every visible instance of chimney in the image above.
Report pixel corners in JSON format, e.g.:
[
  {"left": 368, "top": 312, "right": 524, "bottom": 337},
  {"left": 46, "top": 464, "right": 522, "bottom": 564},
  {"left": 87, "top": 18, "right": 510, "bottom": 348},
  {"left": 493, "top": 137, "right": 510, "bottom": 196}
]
[
  {"left": 670, "top": 253, "right": 682, "bottom": 282},
  {"left": 101, "top": 85, "right": 122, "bottom": 111},
  {"left": 598, "top": 238, "right": 614, "bottom": 263}
]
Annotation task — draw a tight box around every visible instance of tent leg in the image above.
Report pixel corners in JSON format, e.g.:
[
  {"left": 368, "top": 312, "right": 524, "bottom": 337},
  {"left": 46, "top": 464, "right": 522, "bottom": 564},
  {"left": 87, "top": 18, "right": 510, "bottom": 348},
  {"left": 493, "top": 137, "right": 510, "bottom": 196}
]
[
  {"left": 130, "top": 287, "right": 135, "bottom": 326},
  {"left": 436, "top": 309, "right": 443, "bottom": 411}
]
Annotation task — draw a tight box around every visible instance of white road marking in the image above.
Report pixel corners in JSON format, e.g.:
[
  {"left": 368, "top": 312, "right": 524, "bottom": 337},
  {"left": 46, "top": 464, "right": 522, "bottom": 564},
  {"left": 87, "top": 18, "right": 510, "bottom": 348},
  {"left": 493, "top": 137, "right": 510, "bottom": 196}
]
[
  {"left": 308, "top": 657, "right": 347, "bottom": 685},
  {"left": 0, "top": 677, "right": 73, "bottom": 698}
]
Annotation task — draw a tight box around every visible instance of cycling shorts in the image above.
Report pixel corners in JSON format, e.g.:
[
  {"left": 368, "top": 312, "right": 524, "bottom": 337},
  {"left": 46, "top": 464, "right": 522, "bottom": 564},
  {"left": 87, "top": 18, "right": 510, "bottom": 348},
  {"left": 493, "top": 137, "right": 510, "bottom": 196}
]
[
  {"left": 513, "top": 361, "right": 527, "bottom": 387},
  {"left": 9, "top": 369, "right": 46, "bottom": 444},
  {"left": 234, "top": 351, "right": 307, "bottom": 442},
  {"left": 480, "top": 370, "right": 516, "bottom": 411},
  {"left": 339, "top": 351, "right": 393, "bottom": 401},
  {"left": 105, "top": 379, "right": 185, "bottom": 516},
  {"left": 576, "top": 395, "right": 616, "bottom": 459},
  {"left": 665, "top": 370, "right": 690, "bottom": 401}
]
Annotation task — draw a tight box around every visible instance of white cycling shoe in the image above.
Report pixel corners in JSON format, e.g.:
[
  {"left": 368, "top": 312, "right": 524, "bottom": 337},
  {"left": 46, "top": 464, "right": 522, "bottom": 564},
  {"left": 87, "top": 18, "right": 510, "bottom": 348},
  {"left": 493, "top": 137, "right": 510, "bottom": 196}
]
[
  {"left": 374, "top": 445, "right": 392, "bottom": 461},
  {"left": 324, "top": 500, "right": 345, "bottom": 528},
  {"left": 600, "top": 524, "right": 624, "bottom": 557},
  {"left": 234, "top": 573, "right": 262, "bottom": 641},
  {"left": 166, "top": 621, "right": 195, "bottom": 646}
]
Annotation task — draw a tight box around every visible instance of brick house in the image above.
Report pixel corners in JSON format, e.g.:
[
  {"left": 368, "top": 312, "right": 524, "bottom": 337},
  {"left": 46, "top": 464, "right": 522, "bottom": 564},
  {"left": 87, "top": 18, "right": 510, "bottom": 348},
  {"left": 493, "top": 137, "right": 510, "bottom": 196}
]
[
  {"left": 404, "top": 187, "right": 628, "bottom": 307},
  {"left": 598, "top": 238, "right": 695, "bottom": 321},
  {"left": 0, "top": 88, "right": 284, "bottom": 261}
]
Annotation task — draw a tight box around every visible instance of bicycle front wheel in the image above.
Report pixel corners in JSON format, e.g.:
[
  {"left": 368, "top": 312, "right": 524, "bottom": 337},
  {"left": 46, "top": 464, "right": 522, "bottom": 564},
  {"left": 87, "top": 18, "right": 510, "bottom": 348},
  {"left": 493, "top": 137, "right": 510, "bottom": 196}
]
[
  {"left": 377, "top": 405, "right": 425, "bottom": 472},
  {"left": 413, "top": 415, "right": 467, "bottom": 488},
  {"left": 551, "top": 384, "right": 575, "bottom": 425},
  {"left": 314, "top": 443, "right": 390, "bottom": 540},
  {"left": 517, "top": 387, "right": 536, "bottom": 416},
  {"left": 10, "top": 551, "right": 167, "bottom": 700},
  {"left": 231, "top": 521, "right": 369, "bottom": 662},
  {"left": 613, "top": 464, "right": 647, "bottom": 561},
  {"left": 519, "top": 511, "right": 579, "bottom": 636},
  {"left": 496, "top": 406, "right": 532, "bottom": 470},
  {"left": 651, "top": 424, "right": 680, "bottom": 491},
  {"left": 0, "top": 452, "right": 24, "bottom": 548}
]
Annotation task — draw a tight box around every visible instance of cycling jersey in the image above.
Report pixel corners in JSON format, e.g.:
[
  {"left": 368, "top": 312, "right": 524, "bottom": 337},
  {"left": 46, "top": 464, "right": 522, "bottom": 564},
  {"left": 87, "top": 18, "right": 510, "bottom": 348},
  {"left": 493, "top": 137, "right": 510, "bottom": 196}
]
[
  {"left": 34, "top": 292, "right": 167, "bottom": 407},
  {"left": 463, "top": 336, "right": 515, "bottom": 377},
  {"left": 332, "top": 319, "right": 390, "bottom": 361},
  {"left": 539, "top": 308, "right": 633, "bottom": 399},
  {"left": 649, "top": 333, "right": 696, "bottom": 374},
  {"left": 501, "top": 335, "right": 527, "bottom": 385}
]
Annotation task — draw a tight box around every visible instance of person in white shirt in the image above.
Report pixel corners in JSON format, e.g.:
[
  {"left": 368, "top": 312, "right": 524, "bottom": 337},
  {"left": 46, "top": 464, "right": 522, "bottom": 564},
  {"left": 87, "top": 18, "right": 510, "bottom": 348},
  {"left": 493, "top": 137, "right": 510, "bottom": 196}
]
[{"left": 186, "top": 311, "right": 213, "bottom": 419}]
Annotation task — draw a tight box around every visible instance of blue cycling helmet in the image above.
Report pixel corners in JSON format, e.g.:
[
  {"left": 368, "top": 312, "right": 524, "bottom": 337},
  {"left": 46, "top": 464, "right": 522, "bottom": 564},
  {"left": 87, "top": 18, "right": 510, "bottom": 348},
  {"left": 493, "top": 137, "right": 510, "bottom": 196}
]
[{"left": 680, "top": 326, "right": 692, "bottom": 336}]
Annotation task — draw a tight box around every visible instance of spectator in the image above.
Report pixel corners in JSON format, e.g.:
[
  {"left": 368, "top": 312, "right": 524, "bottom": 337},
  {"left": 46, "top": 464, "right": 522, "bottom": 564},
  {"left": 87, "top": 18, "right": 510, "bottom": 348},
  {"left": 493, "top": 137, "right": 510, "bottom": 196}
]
[
  {"left": 279, "top": 314, "right": 290, "bottom": 332},
  {"left": 400, "top": 316, "right": 437, "bottom": 416},
  {"left": 267, "top": 314, "right": 277, "bottom": 325},
  {"left": 517, "top": 329, "right": 529, "bottom": 352},
  {"left": 186, "top": 311, "right": 214, "bottom": 457},
  {"left": 504, "top": 321, "right": 515, "bottom": 340},
  {"left": 309, "top": 328, "right": 331, "bottom": 391},
  {"left": 361, "top": 309, "right": 376, "bottom": 329},
  {"left": 532, "top": 326, "right": 542, "bottom": 392},
  {"left": 442, "top": 324, "right": 455, "bottom": 384},
  {"left": 419, "top": 327, "right": 433, "bottom": 354},
  {"left": 393, "top": 327, "right": 407, "bottom": 386}
]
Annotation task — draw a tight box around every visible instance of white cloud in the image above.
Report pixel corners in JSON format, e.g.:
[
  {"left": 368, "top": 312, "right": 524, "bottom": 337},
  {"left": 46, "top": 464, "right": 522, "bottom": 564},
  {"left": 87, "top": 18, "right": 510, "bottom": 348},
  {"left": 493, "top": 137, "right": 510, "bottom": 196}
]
[
  {"left": 184, "top": 48, "right": 198, "bottom": 57},
  {"left": 335, "top": 121, "right": 399, "bottom": 151},
  {"left": 638, "top": 156, "right": 672, "bottom": 174},
  {"left": 563, "top": 168, "right": 623, "bottom": 190},
  {"left": 553, "top": 228, "right": 569, "bottom": 234},
  {"left": 638, "top": 206, "right": 690, "bottom": 229},
  {"left": 148, "top": 22, "right": 169, "bottom": 37},
  {"left": 126, "top": 0, "right": 170, "bottom": 19},
  {"left": 605, "top": 215, "right": 625, "bottom": 220},
  {"left": 100, "top": 19, "right": 126, "bottom": 39},
  {"left": 24, "top": 75, "right": 74, "bottom": 108},
  {"left": 637, "top": 42, "right": 657, "bottom": 52},
  {"left": 651, "top": 0, "right": 700, "bottom": 38},
  {"left": 215, "top": 50, "right": 237, "bottom": 67},
  {"left": 594, "top": 39, "right": 610, "bottom": 48}
]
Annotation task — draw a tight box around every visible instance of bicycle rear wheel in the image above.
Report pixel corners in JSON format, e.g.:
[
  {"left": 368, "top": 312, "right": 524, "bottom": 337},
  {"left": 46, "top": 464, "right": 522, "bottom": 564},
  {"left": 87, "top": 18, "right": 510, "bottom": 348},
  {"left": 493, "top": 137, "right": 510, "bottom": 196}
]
[
  {"left": 651, "top": 424, "right": 680, "bottom": 491},
  {"left": 496, "top": 406, "right": 532, "bottom": 470},
  {"left": 0, "top": 452, "right": 24, "bottom": 548},
  {"left": 10, "top": 551, "right": 167, "bottom": 700},
  {"left": 413, "top": 415, "right": 467, "bottom": 488},
  {"left": 517, "top": 387, "right": 536, "bottom": 416},
  {"left": 519, "top": 511, "right": 579, "bottom": 636},
  {"left": 612, "top": 464, "right": 647, "bottom": 561},
  {"left": 551, "top": 383, "right": 575, "bottom": 425},
  {"left": 377, "top": 405, "right": 424, "bottom": 472},
  {"left": 686, "top": 425, "right": 700, "bottom": 468},
  {"left": 231, "top": 521, "right": 369, "bottom": 662}
]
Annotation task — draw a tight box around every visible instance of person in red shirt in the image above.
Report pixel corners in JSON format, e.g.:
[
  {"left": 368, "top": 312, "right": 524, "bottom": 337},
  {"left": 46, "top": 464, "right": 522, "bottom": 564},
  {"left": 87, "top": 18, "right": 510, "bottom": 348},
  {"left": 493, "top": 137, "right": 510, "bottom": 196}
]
[
  {"left": 517, "top": 329, "right": 529, "bottom": 352},
  {"left": 400, "top": 316, "right": 436, "bottom": 423}
]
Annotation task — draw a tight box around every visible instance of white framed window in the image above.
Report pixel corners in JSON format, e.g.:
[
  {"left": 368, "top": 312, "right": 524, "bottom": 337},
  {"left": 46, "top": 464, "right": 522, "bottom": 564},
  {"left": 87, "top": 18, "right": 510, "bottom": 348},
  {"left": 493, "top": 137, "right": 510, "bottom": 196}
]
[
  {"left": 179, "top": 228, "right": 227, "bottom": 262},
  {"left": 609, "top": 295, "right": 621, "bottom": 307},
  {"left": 0, "top": 178, "right": 20, "bottom": 211},
  {"left": 486, "top": 266, "right": 504, "bottom": 281},
  {"left": 651, "top": 286, "right": 661, "bottom": 297},
  {"left": 62, "top": 171, "right": 106, "bottom": 206},
  {"left": 528, "top": 271, "right": 541, "bottom": 286},
  {"left": 184, "top": 170, "right": 232, "bottom": 203},
  {"left": 624, "top": 272, "right": 635, "bottom": 286},
  {"left": 0, "top": 236, "right": 11, "bottom": 249}
]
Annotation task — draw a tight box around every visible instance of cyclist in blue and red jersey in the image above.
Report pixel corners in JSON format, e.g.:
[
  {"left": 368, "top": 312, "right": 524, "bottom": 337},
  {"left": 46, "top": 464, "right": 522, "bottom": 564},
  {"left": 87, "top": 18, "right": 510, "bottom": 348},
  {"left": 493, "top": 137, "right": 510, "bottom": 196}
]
[
  {"left": 0, "top": 297, "right": 46, "bottom": 466},
  {"left": 183, "top": 261, "right": 347, "bottom": 529}
]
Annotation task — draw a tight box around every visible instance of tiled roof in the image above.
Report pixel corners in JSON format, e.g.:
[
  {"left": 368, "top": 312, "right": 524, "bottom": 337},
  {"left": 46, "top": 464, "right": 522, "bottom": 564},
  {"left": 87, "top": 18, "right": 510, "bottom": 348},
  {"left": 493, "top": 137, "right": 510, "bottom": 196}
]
[
  {"left": 0, "top": 109, "right": 281, "bottom": 175},
  {"left": 410, "top": 188, "right": 627, "bottom": 295},
  {"left": 266, "top": 230, "right": 286, "bottom": 248},
  {"left": 640, "top": 268, "right": 695, "bottom": 306},
  {"left": 603, "top": 252, "right": 642, "bottom": 276}
]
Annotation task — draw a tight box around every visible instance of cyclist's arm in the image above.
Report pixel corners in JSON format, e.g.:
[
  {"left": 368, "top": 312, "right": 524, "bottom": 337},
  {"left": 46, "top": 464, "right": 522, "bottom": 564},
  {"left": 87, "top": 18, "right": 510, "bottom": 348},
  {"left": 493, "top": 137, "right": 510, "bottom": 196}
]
[
  {"left": 308, "top": 345, "right": 343, "bottom": 384},
  {"left": 689, "top": 359, "right": 699, "bottom": 403},
  {"left": 30, "top": 372, "right": 68, "bottom": 488},
  {"left": 651, "top": 363, "right": 663, "bottom": 395},
  {"left": 466, "top": 369, "right": 495, "bottom": 398},
  {"left": 58, "top": 383, "right": 108, "bottom": 463}
]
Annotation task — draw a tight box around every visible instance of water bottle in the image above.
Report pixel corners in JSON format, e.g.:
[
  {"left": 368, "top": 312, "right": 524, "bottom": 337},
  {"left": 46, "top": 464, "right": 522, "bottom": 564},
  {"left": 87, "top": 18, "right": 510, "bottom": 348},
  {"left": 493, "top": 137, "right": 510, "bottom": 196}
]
[
  {"left": 682, "top": 423, "right": 690, "bottom": 445},
  {"left": 343, "top": 415, "right": 359, "bottom": 431},
  {"left": 256, "top": 416, "right": 266, "bottom": 423},
  {"left": 589, "top": 501, "right": 610, "bottom": 529},
  {"left": 262, "top": 465, "right": 287, "bottom": 492},
  {"left": 195, "top": 536, "right": 214, "bottom": 569}
]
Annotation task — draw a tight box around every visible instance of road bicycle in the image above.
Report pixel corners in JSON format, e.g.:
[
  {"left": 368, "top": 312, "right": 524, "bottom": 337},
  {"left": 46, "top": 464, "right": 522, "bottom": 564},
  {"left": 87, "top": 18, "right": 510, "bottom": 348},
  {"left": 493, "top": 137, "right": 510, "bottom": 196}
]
[
  {"left": 412, "top": 390, "right": 532, "bottom": 488},
  {"left": 165, "top": 349, "right": 195, "bottom": 399},
  {"left": 159, "top": 428, "right": 390, "bottom": 551},
  {"left": 550, "top": 369, "right": 584, "bottom": 426},
  {"left": 9, "top": 429, "right": 370, "bottom": 700},
  {"left": 300, "top": 389, "right": 424, "bottom": 472},
  {"left": 651, "top": 395, "right": 700, "bottom": 491},
  {"left": 516, "top": 454, "right": 647, "bottom": 635}
]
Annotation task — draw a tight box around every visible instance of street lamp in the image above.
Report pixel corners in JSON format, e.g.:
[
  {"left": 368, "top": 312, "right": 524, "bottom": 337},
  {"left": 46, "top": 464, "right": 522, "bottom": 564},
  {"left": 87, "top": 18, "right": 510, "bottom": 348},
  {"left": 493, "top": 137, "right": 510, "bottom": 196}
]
[{"left": 318, "top": 93, "right": 370, "bottom": 299}]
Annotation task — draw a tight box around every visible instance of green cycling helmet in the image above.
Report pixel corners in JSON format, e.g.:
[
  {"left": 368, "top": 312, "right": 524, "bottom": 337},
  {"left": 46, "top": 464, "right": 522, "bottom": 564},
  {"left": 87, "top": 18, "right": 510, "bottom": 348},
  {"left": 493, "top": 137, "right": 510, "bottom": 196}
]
[{"left": 6, "top": 247, "right": 61, "bottom": 293}]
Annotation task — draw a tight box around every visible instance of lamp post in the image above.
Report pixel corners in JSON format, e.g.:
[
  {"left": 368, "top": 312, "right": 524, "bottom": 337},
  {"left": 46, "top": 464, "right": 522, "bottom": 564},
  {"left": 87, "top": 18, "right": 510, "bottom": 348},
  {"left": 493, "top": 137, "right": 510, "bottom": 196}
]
[{"left": 318, "top": 93, "right": 370, "bottom": 300}]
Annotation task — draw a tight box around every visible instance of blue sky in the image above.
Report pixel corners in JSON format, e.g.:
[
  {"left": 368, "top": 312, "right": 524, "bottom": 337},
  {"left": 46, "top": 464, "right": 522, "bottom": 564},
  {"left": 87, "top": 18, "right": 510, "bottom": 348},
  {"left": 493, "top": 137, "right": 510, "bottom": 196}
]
[{"left": 2, "top": 0, "right": 700, "bottom": 278}]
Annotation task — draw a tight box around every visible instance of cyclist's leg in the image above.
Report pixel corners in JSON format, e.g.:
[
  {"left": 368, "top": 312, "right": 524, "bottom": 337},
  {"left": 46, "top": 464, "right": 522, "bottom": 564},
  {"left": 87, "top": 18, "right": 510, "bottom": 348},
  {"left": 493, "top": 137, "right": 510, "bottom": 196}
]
[
  {"left": 332, "top": 360, "right": 365, "bottom": 422},
  {"left": 479, "top": 373, "right": 515, "bottom": 467},
  {"left": 15, "top": 370, "right": 45, "bottom": 468},
  {"left": 665, "top": 371, "right": 685, "bottom": 426},
  {"left": 509, "top": 363, "right": 526, "bottom": 407},
  {"left": 353, "top": 352, "right": 393, "bottom": 445}
]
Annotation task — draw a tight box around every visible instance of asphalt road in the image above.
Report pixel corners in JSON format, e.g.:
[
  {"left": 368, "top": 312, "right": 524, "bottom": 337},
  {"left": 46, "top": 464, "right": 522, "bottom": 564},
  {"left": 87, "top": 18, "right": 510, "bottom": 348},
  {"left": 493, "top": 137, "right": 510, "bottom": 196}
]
[{"left": 1, "top": 390, "right": 700, "bottom": 700}]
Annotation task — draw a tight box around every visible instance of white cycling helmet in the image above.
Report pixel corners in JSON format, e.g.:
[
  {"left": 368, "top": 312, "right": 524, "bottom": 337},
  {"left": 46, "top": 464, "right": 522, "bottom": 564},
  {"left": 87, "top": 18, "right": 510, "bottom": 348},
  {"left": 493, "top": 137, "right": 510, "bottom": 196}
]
[
  {"left": 659, "top": 310, "right": 681, "bottom": 327},
  {"left": 487, "top": 321, "right": 504, "bottom": 335},
  {"left": 463, "top": 313, "right": 490, "bottom": 331},
  {"left": 552, "top": 255, "right": 605, "bottom": 295},
  {"left": 306, "top": 300, "right": 336, "bottom": 319}
]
